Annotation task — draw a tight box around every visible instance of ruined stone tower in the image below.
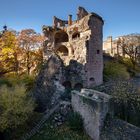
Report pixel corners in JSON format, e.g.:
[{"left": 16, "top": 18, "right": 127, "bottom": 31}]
[{"left": 43, "top": 7, "right": 104, "bottom": 88}]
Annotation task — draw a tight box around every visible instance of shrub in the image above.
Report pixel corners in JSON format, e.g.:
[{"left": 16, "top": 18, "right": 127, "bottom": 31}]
[
  {"left": 20, "top": 75, "right": 35, "bottom": 91},
  {"left": 0, "top": 78, "right": 12, "bottom": 87},
  {"left": 67, "top": 112, "right": 83, "bottom": 131},
  {"left": 120, "top": 57, "right": 140, "bottom": 76},
  {"left": 121, "top": 57, "right": 134, "bottom": 69},
  {"left": 109, "top": 79, "right": 140, "bottom": 126},
  {"left": 5, "top": 74, "right": 21, "bottom": 86},
  {"left": 0, "top": 85, "right": 35, "bottom": 132},
  {"left": 0, "top": 74, "right": 35, "bottom": 92},
  {"left": 103, "top": 61, "right": 130, "bottom": 81},
  {"left": 95, "top": 79, "right": 140, "bottom": 126}
]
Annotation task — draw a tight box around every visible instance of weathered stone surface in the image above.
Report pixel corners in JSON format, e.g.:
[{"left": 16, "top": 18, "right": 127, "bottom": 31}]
[
  {"left": 50, "top": 101, "right": 72, "bottom": 128},
  {"left": 33, "top": 54, "right": 65, "bottom": 111},
  {"left": 64, "top": 60, "right": 84, "bottom": 88},
  {"left": 77, "top": 7, "right": 88, "bottom": 20},
  {"left": 71, "top": 88, "right": 110, "bottom": 140},
  {"left": 43, "top": 6, "right": 104, "bottom": 88}
]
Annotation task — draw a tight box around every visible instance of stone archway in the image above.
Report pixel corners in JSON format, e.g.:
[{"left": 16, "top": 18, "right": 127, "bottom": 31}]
[
  {"left": 56, "top": 45, "right": 69, "bottom": 56},
  {"left": 55, "top": 31, "right": 69, "bottom": 43},
  {"left": 63, "top": 81, "right": 72, "bottom": 89},
  {"left": 72, "top": 32, "right": 80, "bottom": 40},
  {"left": 74, "top": 83, "right": 83, "bottom": 91}
]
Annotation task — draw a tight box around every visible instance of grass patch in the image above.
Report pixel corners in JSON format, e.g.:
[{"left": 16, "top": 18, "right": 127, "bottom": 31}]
[
  {"left": 30, "top": 122, "right": 90, "bottom": 140},
  {"left": 103, "top": 61, "right": 130, "bottom": 81}
]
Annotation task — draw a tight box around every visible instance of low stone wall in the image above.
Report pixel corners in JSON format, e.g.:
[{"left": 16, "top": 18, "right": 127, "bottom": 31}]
[{"left": 71, "top": 89, "right": 110, "bottom": 140}]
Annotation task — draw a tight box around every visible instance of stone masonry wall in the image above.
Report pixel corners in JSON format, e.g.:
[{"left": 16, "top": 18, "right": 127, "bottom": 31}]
[
  {"left": 86, "top": 15, "right": 103, "bottom": 87},
  {"left": 43, "top": 7, "right": 104, "bottom": 88},
  {"left": 71, "top": 89, "right": 110, "bottom": 140}
]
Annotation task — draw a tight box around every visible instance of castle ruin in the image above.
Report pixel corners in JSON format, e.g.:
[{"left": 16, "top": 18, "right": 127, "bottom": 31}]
[
  {"left": 32, "top": 7, "right": 140, "bottom": 140},
  {"left": 43, "top": 7, "right": 104, "bottom": 88}
]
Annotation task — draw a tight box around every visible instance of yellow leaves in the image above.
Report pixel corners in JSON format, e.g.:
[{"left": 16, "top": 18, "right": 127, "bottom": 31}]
[
  {"left": 0, "top": 29, "right": 44, "bottom": 75},
  {"left": 1, "top": 47, "right": 14, "bottom": 54},
  {"left": 0, "top": 31, "right": 19, "bottom": 74}
]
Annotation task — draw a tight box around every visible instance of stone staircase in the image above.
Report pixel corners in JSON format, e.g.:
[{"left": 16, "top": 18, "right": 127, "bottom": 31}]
[{"left": 20, "top": 103, "right": 60, "bottom": 140}]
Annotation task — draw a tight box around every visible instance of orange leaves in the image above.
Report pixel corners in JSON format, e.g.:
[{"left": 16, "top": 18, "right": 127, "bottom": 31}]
[{"left": 0, "top": 29, "right": 45, "bottom": 76}]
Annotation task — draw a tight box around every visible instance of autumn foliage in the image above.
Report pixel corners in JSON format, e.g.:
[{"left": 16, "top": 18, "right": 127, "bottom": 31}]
[{"left": 0, "top": 29, "right": 45, "bottom": 76}]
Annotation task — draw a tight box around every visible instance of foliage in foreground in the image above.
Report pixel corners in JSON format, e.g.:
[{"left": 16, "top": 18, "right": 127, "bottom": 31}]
[
  {"left": 0, "top": 85, "right": 35, "bottom": 132},
  {"left": 95, "top": 79, "right": 140, "bottom": 126},
  {"left": 0, "top": 74, "right": 35, "bottom": 92},
  {"left": 110, "top": 79, "right": 140, "bottom": 125}
]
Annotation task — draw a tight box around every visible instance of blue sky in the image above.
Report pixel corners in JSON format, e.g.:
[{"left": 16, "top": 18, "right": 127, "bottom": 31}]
[{"left": 0, "top": 0, "right": 140, "bottom": 40}]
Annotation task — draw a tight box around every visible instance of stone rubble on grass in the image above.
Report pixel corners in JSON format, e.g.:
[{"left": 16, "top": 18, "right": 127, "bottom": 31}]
[{"left": 50, "top": 101, "right": 72, "bottom": 128}]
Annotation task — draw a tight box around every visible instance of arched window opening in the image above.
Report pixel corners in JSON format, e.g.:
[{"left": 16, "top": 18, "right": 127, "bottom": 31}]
[
  {"left": 56, "top": 45, "right": 68, "bottom": 56},
  {"left": 63, "top": 81, "right": 72, "bottom": 90},
  {"left": 55, "top": 31, "right": 68, "bottom": 43},
  {"left": 72, "top": 32, "right": 80, "bottom": 40},
  {"left": 74, "top": 83, "right": 83, "bottom": 91},
  {"left": 89, "top": 77, "right": 95, "bottom": 81}
]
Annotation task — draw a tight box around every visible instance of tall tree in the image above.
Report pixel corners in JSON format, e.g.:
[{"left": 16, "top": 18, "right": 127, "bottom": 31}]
[
  {"left": 0, "top": 31, "right": 19, "bottom": 75},
  {"left": 116, "top": 35, "right": 140, "bottom": 69},
  {"left": 18, "top": 29, "right": 44, "bottom": 75}
]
